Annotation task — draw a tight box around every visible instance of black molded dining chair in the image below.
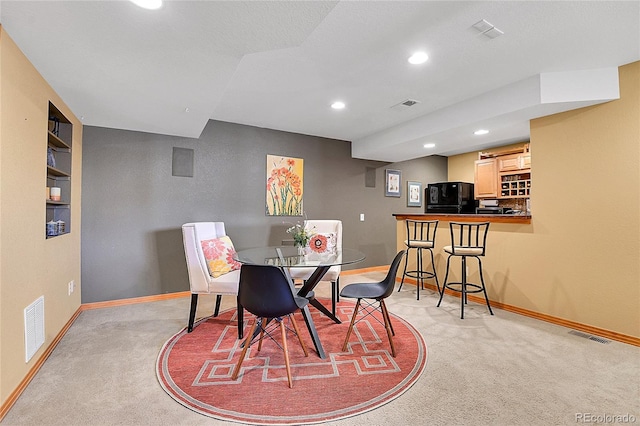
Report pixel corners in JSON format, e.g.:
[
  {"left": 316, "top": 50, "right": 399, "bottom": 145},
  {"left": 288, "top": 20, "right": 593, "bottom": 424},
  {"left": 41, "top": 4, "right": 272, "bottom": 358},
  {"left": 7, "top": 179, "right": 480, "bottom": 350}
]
[
  {"left": 231, "top": 264, "right": 309, "bottom": 388},
  {"left": 340, "top": 251, "right": 405, "bottom": 357}
]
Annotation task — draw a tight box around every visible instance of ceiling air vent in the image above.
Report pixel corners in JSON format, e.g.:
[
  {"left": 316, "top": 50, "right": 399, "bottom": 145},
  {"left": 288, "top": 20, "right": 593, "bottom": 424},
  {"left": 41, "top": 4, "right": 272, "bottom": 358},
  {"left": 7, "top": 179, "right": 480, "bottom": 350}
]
[
  {"left": 390, "top": 99, "right": 421, "bottom": 111},
  {"left": 472, "top": 19, "right": 504, "bottom": 39}
]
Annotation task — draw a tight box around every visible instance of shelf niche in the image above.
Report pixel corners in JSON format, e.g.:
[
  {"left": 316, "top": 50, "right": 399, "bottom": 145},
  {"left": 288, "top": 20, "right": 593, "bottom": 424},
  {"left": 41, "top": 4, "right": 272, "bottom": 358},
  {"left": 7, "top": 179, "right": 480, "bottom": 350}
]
[{"left": 46, "top": 102, "right": 72, "bottom": 238}]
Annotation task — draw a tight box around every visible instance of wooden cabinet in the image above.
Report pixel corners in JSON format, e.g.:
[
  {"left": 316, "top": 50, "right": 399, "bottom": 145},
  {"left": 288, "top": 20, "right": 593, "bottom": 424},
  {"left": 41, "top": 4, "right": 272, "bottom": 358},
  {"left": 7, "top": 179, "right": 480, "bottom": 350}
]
[
  {"left": 474, "top": 158, "right": 498, "bottom": 198},
  {"left": 475, "top": 143, "right": 532, "bottom": 200},
  {"left": 497, "top": 152, "right": 531, "bottom": 199},
  {"left": 498, "top": 153, "right": 521, "bottom": 172},
  {"left": 46, "top": 102, "right": 72, "bottom": 238},
  {"left": 499, "top": 171, "right": 531, "bottom": 198},
  {"left": 498, "top": 153, "right": 530, "bottom": 172}
]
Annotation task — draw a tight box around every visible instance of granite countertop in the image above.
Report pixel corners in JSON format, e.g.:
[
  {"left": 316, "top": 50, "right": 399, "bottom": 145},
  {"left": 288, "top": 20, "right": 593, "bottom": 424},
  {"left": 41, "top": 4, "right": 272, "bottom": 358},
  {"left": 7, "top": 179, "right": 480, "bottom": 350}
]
[{"left": 392, "top": 213, "right": 532, "bottom": 224}]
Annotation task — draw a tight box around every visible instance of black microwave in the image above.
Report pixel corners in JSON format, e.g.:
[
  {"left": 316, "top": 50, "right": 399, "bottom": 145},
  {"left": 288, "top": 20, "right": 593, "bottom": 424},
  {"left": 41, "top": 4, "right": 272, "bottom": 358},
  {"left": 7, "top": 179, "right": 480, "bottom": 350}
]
[{"left": 426, "top": 182, "right": 475, "bottom": 213}]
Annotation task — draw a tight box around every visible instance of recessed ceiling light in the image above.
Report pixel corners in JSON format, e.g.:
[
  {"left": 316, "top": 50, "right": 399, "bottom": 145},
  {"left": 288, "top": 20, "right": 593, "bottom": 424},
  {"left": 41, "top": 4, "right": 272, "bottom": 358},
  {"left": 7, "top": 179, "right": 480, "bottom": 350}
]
[
  {"left": 474, "top": 129, "right": 489, "bottom": 135},
  {"left": 331, "top": 101, "right": 346, "bottom": 110},
  {"left": 408, "top": 52, "right": 429, "bottom": 65},
  {"left": 423, "top": 143, "right": 436, "bottom": 148},
  {"left": 130, "top": 0, "right": 163, "bottom": 10}
]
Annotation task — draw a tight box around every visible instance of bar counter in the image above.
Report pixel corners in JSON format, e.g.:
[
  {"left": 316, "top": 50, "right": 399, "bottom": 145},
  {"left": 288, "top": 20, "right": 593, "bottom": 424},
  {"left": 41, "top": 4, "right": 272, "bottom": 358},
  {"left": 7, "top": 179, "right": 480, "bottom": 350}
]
[
  {"left": 393, "top": 213, "right": 531, "bottom": 224},
  {"left": 393, "top": 212, "right": 533, "bottom": 307}
]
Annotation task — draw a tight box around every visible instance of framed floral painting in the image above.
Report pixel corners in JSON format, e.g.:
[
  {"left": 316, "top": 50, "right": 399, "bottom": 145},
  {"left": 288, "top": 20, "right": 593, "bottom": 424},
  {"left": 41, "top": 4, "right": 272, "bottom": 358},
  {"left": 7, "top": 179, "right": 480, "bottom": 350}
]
[{"left": 266, "top": 154, "right": 304, "bottom": 216}]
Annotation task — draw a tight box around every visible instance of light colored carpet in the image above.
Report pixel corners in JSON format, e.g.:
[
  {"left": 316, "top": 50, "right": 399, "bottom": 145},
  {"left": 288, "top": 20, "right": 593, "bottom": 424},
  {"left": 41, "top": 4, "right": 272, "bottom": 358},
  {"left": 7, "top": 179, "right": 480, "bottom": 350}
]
[{"left": 3, "top": 272, "right": 639, "bottom": 425}]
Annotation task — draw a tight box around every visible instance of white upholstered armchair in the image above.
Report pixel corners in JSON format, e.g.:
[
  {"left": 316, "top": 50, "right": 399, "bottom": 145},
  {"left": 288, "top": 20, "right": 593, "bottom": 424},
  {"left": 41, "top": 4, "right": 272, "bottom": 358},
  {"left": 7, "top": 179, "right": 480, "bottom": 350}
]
[{"left": 182, "top": 222, "right": 240, "bottom": 332}]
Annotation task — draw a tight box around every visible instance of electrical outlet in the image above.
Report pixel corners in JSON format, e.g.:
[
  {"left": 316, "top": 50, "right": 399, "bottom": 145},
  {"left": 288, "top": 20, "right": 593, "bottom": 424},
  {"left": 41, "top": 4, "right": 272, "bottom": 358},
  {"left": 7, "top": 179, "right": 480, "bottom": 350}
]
[
  {"left": 68, "top": 280, "right": 74, "bottom": 295},
  {"left": 360, "top": 213, "right": 365, "bottom": 222}
]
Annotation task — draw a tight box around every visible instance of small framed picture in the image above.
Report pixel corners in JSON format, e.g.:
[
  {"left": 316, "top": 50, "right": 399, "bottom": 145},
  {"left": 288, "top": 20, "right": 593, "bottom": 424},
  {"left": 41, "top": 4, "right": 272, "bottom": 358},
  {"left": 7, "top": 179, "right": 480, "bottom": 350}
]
[
  {"left": 385, "top": 169, "right": 401, "bottom": 197},
  {"left": 407, "top": 181, "right": 422, "bottom": 207}
]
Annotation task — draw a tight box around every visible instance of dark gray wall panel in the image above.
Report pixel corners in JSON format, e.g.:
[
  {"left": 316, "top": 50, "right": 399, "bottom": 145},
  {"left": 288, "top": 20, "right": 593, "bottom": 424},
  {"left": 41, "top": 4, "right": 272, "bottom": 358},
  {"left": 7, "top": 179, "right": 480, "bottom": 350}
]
[
  {"left": 81, "top": 120, "right": 447, "bottom": 303},
  {"left": 171, "top": 147, "right": 194, "bottom": 177}
]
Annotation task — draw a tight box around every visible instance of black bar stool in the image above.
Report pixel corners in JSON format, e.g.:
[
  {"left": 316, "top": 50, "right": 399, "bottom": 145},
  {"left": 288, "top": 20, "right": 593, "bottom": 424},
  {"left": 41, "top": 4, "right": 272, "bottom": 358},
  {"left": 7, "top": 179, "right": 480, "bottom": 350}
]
[
  {"left": 437, "top": 221, "right": 493, "bottom": 319},
  {"left": 398, "top": 219, "right": 440, "bottom": 300}
]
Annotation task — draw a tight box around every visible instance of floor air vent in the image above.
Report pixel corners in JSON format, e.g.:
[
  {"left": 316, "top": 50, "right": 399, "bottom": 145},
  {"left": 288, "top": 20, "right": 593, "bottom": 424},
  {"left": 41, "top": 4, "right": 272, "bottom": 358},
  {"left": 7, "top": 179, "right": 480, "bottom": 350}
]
[
  {"left": 24, "top": 296, "right": 45, "bottom": 362},
  {"left": 568, "top": 330, "right": 611, "bottom": 344}
]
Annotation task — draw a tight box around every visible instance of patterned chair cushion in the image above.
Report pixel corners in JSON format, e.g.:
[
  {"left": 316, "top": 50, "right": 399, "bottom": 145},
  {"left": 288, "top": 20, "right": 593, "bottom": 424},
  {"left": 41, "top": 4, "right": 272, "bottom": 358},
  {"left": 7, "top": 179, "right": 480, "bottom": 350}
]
[
  {"left": 308, "top": 232, "right": 337, "bottom": 254},
  {"left": 201, "top": 236, "right": 241, "bottom": 278}
]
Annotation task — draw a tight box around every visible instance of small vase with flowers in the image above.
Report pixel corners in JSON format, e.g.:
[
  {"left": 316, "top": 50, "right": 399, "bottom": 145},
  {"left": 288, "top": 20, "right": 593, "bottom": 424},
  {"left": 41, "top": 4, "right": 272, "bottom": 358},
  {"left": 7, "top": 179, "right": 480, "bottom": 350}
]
[{"left": 286, "top": 220, "right": 316, "bottom": 255}]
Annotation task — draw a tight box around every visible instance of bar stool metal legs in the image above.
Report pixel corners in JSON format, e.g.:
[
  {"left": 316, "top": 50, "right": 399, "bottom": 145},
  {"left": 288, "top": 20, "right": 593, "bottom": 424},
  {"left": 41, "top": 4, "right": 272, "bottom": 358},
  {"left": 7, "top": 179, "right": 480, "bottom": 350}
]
[
  {"left": 397, "top": 220, "right": 440, "bottom": 300},
  {"left": 436, "top": 221, "right": 494, "bottom": 318}
]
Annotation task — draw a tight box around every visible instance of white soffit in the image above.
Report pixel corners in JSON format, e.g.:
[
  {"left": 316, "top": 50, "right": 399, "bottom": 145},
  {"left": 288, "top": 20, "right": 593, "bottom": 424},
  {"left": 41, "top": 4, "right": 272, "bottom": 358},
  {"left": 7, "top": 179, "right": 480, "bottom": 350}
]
[
  {"left": 352, "top": 68, "right": 620, "bottom": 162},
  {"left": 540, "top": 67, "right": 620, "bottom": 104},
  {"left": 0, "top": 1, "right": 337, "bottom": 139},
  {"left": 1, "top": 1, "right": 636, "bottom": 161}
]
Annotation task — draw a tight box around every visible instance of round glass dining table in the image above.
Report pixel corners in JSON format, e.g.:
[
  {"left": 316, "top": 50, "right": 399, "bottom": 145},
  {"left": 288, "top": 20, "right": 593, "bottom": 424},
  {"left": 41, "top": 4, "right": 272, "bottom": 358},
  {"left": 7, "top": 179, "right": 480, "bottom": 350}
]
[
  {"left": 234, "top": 246, "right": 366, "bottom": 358},
  {"left": 234, "top": 246, "right": 365, "bottom": 268}
]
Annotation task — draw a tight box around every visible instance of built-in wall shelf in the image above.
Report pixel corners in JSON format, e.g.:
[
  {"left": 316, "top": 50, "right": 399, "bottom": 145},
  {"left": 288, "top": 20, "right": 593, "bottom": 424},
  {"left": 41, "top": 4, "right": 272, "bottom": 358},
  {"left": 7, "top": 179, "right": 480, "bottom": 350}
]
[
  {"left": 500, "top": 172, "right": 531, "bottom": 198},
  {"left": 46, "top": 102, "right": 72, "bottom": 238},
  {"left": 46, "top": 165, "right": 70, "bottom": 178},
  {"left": 48, "top": 131, "right": 71, "bottom": 150}
]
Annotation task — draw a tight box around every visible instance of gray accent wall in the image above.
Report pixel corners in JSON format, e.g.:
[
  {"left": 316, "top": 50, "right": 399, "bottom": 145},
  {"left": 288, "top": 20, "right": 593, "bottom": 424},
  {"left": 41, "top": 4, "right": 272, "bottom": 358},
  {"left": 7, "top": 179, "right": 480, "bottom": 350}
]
[{"left": 81, "top": 120, "right": 447, "bottom": 303}]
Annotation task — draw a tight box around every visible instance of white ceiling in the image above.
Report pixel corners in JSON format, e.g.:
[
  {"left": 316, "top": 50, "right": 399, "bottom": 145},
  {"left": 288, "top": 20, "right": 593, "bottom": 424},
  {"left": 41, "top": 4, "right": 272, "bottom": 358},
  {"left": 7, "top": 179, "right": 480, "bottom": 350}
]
[{"left": 1, "top": 1, "right": 638, "bottom": 161}]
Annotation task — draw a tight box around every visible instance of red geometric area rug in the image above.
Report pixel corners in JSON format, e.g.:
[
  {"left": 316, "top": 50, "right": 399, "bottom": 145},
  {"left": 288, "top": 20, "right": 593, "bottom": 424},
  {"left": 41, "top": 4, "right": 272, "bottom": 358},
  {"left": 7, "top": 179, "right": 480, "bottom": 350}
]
[{"left": 156, "top": 298, "right": 427, "bottom": 425}]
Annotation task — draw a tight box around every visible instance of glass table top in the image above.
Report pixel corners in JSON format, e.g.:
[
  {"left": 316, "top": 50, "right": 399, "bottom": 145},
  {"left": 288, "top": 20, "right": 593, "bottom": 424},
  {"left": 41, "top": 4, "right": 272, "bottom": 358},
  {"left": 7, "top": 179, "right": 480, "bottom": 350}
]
[{"left": 234, "top": 246, "right": 366, "bottom": 268}]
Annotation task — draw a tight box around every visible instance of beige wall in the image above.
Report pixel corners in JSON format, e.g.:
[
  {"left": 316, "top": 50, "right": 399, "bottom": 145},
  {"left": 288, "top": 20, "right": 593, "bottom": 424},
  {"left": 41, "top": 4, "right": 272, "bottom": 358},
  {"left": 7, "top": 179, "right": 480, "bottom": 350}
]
[
  {"left": 440, "top": 61, "right": 639, "bottom": 339},
  {"left": 0, "top": 27, "right": 82, "bottom": 405},
  {"left": 446, "top": 150, "right": 477, "bottom": 183}
]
